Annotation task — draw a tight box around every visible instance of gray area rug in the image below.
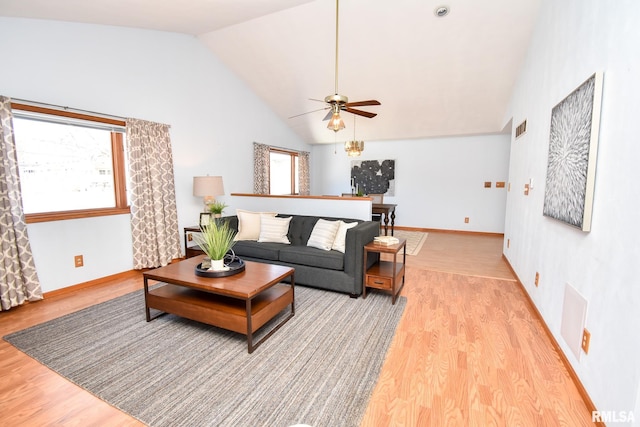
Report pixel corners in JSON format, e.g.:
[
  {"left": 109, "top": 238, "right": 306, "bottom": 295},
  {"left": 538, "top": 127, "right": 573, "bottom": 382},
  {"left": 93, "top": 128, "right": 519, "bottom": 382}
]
[{"left": 5, "top": 286, "right": 406, "bottom": 427}]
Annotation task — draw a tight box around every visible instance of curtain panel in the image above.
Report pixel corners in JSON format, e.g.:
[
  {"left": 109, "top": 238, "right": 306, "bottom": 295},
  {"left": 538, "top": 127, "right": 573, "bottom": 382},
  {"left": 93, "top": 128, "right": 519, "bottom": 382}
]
[
  {"left": 298, "top": 150, "right": 310, "bottom": 195},
  {"left": 253, "top": 142, "right": 270, "bottom": 194},
  {"left": 0, "top": 96, "right": 42, "bottom": 310},
  {"left": 127, "top": 118, "right": 181, "bottom": 269}
]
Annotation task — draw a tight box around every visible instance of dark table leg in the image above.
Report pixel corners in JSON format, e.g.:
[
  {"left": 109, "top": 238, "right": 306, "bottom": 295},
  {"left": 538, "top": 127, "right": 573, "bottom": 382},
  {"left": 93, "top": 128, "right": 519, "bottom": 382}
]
[
  {"left": 390, "top": 208, "right": 396, "bottom": 236},
  {"left": 144, "top": 277, "right": 151, "bottom": 321},
  {"left": 383, "top": 212, "right": 390, "bottom": 236},
  {"left": 246, "top": 273, "right": 296, "bottom": 354}
]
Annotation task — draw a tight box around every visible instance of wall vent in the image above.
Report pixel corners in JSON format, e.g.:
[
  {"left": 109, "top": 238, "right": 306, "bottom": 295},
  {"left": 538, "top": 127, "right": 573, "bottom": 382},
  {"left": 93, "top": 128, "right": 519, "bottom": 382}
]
[
  {"left": 561, "top": 283, "right": 588, "bottom": 361},
  {"left": 515, "top": 119, "right": 527, "bottom": 139}
]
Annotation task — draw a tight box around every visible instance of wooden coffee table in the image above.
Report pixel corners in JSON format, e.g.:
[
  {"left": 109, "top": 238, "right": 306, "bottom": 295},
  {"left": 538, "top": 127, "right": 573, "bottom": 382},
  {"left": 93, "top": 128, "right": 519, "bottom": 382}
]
[{"left": 143, "top": 256, "right": 294, "bottom": 353}]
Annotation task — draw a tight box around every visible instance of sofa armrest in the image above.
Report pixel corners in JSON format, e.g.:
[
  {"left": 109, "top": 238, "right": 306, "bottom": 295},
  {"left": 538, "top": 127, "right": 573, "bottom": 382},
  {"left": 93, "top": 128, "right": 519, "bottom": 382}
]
[
  {"left": 344, "top": 220, "right": 380, "bottom": 294},
  {"left": 225, "top": 215, "right": 239, "bottom": 231}
]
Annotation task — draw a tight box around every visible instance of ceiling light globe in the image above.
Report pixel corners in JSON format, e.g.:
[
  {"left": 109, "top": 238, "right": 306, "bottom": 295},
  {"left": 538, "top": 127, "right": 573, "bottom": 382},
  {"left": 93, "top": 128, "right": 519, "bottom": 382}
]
[{"left": 328, "top": 113, "right": 345, "bottom": 132}]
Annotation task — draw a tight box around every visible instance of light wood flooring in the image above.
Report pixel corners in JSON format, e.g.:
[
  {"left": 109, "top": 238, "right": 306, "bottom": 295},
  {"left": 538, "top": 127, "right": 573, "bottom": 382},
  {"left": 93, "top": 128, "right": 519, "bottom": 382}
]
[{"left": 0, "top": 231, "right": 594, "bottom": 426}]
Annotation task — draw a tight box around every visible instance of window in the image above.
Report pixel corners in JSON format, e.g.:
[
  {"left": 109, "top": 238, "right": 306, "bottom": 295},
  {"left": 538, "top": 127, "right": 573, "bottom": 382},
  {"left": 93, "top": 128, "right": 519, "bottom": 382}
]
[
  {"left": 11, "top": 103, "right": 129, "bottom": 223},
  {"left": 269, "top": 148, "right": 299, "bottom": 195}
]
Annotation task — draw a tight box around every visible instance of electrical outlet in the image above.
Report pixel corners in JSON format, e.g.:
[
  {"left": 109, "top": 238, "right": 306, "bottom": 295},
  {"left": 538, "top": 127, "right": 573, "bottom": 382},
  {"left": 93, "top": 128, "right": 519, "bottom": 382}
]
[
  {"left": 187, "top": 233, "right": 193, "bottom": 242},
  {"left": 507, "top": 239, "right": 510, "bottom": 248},
  {"left": 496, "top": 181, "right": 506, "bottom": 188},
  {"left": 582, "top": 329, "right": 591, "bottom": 354},
  {"left": 74, "top": 255, "right": 84, "bottom": 268},
  {"left": 535, "top": 272, "right": 539, "bottom": 287},
  {"left": 524, "top": 183, "right": 530, "bottom": 195},
  {"left": 464, "top": 217, "right": 469, "bottom": 224}
]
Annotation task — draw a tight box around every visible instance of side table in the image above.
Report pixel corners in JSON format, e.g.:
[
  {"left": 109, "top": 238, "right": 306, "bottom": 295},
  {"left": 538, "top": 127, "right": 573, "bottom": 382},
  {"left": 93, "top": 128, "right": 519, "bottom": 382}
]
[
  {"left": 363, "top": 238, "right": 406, "bottom": 304},
  {"left": 184, "top": 226, "right": 204, "bottom": 258}
]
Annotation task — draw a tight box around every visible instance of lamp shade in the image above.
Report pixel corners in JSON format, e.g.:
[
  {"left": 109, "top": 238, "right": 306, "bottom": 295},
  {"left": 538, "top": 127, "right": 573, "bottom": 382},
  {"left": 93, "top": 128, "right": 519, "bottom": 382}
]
[{"left": 193, "top": 176, "right": 224, "bottom": 197}]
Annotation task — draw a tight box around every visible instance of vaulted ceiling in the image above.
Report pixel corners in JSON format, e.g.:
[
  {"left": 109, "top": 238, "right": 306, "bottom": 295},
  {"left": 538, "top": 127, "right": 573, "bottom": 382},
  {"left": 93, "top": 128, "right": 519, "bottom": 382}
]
[{"left": 0, "top": 0, "right": 541, "bottom": 144}]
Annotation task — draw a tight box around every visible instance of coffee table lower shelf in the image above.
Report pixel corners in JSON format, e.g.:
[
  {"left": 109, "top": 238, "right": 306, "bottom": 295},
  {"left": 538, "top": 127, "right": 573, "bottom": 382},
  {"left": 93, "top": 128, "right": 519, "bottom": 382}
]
[{"left": 146, "top": 283, "right": 294, "bottom": 353}]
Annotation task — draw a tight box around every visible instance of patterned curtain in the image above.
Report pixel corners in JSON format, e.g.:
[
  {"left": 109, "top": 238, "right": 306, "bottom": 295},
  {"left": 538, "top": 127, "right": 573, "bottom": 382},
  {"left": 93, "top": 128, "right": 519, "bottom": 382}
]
[
  {"left": 0, "top": 96, "right": 42, "bottom": 310},
  {"left": 127, "top": 118, "right": 181, "bottom": 269},
  {"left": 298, "top": 150, "right": 310, "bottom": 195},
  {"left": 253, "top": 142, "right": 270, "bottom": 194}
]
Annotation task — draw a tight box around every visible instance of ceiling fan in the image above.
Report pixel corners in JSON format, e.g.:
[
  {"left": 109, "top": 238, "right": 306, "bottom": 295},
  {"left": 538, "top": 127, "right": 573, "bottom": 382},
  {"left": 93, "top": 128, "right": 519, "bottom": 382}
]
[{"left": 290, "top": 0, "right": 380, "bottom": 132}]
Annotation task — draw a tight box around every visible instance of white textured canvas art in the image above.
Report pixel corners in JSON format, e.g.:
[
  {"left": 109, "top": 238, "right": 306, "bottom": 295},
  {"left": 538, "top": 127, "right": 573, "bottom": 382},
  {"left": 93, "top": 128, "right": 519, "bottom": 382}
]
[{"left": 543, "top": 72, "right": 603, "bottom": 232}]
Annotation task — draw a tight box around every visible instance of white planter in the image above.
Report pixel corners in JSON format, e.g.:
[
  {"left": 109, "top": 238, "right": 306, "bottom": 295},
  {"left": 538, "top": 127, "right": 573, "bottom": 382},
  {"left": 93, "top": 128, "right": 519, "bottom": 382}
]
[{"left": 209, "top": 258, "right": 225, "bottom": 271}]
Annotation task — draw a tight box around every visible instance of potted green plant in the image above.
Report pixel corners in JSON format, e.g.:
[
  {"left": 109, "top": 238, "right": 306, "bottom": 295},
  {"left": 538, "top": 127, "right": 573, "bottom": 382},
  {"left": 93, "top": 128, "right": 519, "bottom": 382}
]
[
  {"left": 193, "top": 219, "right": 237, "bottom": 271},
  {"left": 208, "top": 201, "right": 228, "bottom": 218}
]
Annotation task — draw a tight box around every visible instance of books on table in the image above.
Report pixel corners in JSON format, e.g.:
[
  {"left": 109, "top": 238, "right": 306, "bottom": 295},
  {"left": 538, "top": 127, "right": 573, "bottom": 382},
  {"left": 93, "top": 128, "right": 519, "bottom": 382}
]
[{"left": 374, "top": 235, "right": 399, "bottom": 246}]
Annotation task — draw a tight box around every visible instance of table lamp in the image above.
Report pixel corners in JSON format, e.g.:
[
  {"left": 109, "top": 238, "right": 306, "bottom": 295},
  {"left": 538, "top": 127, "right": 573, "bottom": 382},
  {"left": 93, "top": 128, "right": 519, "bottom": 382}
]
[{"left": 193, "top": 176, "right": 224, "bottom": 212}]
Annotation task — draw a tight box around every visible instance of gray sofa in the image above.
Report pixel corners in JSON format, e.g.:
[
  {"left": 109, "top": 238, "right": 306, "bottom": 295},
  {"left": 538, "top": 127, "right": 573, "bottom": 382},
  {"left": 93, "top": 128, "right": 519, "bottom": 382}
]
[{"left": 226, "top": 214, "right": 379, "bottom": 297}]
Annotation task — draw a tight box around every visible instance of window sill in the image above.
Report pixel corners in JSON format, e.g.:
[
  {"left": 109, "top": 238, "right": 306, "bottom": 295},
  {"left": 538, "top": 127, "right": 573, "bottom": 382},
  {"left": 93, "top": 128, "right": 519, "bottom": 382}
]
[{"left": 25, "top": 207, "right": 131, "bottom": 224}]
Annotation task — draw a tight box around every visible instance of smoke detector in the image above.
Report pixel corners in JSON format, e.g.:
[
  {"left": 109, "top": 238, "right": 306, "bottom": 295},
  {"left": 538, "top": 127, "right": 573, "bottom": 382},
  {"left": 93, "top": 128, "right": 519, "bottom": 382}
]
[{"left": 434, "top": 6, "right": 450, "bottom": 17}]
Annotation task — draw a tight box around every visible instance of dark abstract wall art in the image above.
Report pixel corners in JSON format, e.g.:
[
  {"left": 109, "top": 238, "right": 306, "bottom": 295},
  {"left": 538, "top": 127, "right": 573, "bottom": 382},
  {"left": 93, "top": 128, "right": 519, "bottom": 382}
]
[
  {"left": 543, "top": 72, "right": 603, "bottom": 232},
  {"left": 350, "top": 159, "right": 395, "bottom": 196}
]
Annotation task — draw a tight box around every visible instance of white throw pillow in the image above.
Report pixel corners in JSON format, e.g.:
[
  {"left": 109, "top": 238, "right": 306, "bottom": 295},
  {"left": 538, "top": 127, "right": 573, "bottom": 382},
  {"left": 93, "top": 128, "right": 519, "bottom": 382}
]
[
  {"left": 258, "top": 215, "right": 292, "bottom": 244},
  {"left": 235, "top": 209, "right": 277, "bottom": 241},
  {"left": 307, "top": 219, "right": 340, "bottom": 251},
  {"left": 331, "top": 221, "right": 358, "bottom": 253}
]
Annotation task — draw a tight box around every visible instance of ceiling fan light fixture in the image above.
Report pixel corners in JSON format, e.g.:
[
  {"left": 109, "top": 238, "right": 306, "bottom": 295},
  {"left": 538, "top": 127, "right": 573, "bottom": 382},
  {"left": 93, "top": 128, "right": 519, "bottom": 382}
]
[
  {"left": 344, "top": 114, "right": 364, "bottom": 156},
  {"left": 344, "top": 140, "right": 364, "bottom": 157},
  {"left": 328, "top": 112, "right": 345, "bottom": 132}
]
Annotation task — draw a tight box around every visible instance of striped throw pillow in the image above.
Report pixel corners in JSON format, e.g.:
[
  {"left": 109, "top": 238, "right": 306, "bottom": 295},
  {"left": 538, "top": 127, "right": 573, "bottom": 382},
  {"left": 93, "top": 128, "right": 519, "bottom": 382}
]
[
  {"left": 257, "top": 215, "right": 292, "bottom": 244},
  {"left": 331, "top": 221, "right": 358, "bottom": 253},
  {"left": 307, "top": 219, "right": 340, "bottom": 251}
]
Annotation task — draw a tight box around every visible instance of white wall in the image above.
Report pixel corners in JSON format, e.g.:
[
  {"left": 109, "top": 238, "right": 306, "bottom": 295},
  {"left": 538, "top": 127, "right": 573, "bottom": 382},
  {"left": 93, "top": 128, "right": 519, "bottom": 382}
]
[
  {"left": 0, "top": 18, "right": 308, "bottom": 292},
  {"left": 230, "top": 194, "right": 372, "bottom": 221},
  {"left": 311, "top": 134, "right": 511, "bottom": 233},
  {"left": 503, "top": 0, "right": 640, "bottom": 418},
  {"left": 27, "top": 215, "right": 133, "bottom": 290}
]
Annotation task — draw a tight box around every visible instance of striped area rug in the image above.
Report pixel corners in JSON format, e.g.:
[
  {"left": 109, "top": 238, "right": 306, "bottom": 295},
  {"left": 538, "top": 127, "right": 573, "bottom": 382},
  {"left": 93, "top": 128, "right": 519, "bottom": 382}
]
[
  {"left": 5, "top": 286, "right": 405, "bottom": 427},
  {"left": 388, "top": 230, "right": 428, "bottom": 255}
]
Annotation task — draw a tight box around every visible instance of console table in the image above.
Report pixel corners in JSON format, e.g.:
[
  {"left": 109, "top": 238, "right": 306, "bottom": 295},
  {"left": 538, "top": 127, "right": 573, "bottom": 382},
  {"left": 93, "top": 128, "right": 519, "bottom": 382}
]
[{"left": 372, "top": 203, "right": 397, "bottom": 236}]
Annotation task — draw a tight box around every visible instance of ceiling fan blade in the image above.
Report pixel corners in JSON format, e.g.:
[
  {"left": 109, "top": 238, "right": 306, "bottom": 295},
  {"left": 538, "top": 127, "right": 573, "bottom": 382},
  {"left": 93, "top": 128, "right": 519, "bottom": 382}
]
[
  {"left": 322, "top": 110, "right": 333, "bottom": 121},
  {"left": 344, "top": 107, "right": 377, "bottom": 118},
  {"left": 345, "top": 100, "right": 381, "bottom": 107},
  {"left": 288, "top": 107, "right": 330, "bottom": 119}
]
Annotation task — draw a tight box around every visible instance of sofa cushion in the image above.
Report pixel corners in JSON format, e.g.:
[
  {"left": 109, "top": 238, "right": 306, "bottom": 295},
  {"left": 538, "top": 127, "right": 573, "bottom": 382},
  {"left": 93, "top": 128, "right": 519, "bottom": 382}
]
[
  {"left": 258, "top": 215, "right": 292, "bottom": 244},
  {"left": 284, "top": 215, "right": 317, "bottom": 246},
  {"left": 235, "top": 209, "right": 277, "bottom": 241},
  {"left": 232, "top": 240, "right": 281, "bottom": 261},
  {"left": 307, "top": 218, "right": 340, "bottom": 251},
  {"left": 279, "top": 246, "right": 344, "bottom": 271}
]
